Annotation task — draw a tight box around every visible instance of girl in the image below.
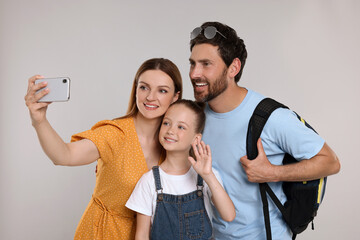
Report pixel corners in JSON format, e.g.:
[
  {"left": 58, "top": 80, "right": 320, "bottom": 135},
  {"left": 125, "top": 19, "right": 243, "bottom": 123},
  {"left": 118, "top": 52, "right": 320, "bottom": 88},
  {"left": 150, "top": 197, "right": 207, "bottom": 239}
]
[
  {"left": 126, "top": 99, "right": 235, "bottom": 240},
  {"left": 24, "top": 58, "right": 182, "bottom": 239}
]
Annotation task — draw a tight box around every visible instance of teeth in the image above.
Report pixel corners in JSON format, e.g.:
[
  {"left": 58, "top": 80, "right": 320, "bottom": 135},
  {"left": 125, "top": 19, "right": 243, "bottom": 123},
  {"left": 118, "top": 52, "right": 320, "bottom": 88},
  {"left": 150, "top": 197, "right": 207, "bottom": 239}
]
[
  {"left": 145, "top": 104, "right": 158, "bottom": 108},
  {"left": 195, "top": 83, "right": 207, "bottom": 86},
  {"left": 165, "top": 137, "right": 176, "bottom": 143}
]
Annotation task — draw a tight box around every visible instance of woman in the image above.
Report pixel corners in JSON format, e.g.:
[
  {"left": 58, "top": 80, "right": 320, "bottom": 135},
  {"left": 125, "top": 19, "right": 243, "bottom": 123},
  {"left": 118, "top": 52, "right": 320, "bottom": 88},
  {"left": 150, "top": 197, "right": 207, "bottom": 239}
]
[{"left": 24, "top": 58, "right": 182, "bottom": 239}]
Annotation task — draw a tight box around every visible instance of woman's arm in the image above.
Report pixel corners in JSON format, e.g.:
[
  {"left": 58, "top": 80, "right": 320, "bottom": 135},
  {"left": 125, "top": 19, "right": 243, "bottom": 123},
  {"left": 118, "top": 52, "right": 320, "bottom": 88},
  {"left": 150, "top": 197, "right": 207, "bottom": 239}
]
[
  {"left": 189, "top": 140, "right": 236, "bottom": 222},
  {"left": 25, "top": 75, "right": 100, "bottom": 166},
  {"left": 135, "top": 213, "right": 151, "bottom": 240}
]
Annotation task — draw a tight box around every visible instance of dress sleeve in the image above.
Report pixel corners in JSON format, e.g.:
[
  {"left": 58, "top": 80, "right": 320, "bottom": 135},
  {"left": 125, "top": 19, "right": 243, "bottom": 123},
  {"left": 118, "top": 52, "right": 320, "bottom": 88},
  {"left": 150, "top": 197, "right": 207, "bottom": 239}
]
[
  {"left": 71, "top": 120, "right": 125, "bottom": 163},
  {"left": 125, "top": 171, "right": 155, "bottom": 216}
]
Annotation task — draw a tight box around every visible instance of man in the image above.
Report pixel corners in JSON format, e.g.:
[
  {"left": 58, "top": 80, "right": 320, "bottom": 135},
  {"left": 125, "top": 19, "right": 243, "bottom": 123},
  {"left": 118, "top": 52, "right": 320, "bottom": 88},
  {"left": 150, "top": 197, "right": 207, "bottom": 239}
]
[{"left": 188, "top": 21, "right": 340, "bottom": 240}]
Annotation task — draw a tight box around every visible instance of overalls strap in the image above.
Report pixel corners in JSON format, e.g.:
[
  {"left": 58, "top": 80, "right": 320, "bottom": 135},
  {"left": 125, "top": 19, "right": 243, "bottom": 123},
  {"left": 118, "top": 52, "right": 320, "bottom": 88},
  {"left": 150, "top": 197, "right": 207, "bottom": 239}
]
[
  {"left": 152, "top": 166, "right": 162, "bottom": 191},
  {"left": 197, "top": 174, "right": 204, "bottom": 188},
  {"left": 150, "top": 166, "right": 213, "bottom": 239},
  {"left": 152, "top": 166, "right": 164, "bottom": 201}
]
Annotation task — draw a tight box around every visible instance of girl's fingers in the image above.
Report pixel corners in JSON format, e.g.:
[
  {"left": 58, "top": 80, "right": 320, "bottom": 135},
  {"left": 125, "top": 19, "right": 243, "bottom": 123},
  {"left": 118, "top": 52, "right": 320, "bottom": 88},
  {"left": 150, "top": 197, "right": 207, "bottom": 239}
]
[
  {"left": 197, "top": 141, "right": 204, "bottom": 156},
  {"left": 192, "top": 142, "right": 200, "bottom": 159},
  {"left": 188, "top": 156, "right": 196, "bottom": 166},
  {"left": 206, "top": 144, "right": 211, "bottom": 158},
  {"left": 200, "top": 141, "right": 207, "bottom": 156}
]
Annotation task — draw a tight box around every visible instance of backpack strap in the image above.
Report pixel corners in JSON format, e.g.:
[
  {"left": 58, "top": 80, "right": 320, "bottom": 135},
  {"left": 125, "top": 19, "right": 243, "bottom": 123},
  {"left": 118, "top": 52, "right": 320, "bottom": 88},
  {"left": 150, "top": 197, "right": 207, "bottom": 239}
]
[
  {"left": 260, "top": 182, "right": 288, "bottom": 237},
  {"left": 246, "top": 98, "right": 288, "bottom": 240},
  {"left": 246, "top": 98, "right": 288, "bottom": 160}
]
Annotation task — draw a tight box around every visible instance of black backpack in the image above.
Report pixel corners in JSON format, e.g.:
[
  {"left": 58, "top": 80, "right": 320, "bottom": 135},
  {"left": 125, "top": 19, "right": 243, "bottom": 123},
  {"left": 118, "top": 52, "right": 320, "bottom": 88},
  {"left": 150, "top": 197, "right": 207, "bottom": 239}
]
[{"left": 246, "top": 98, "right": 327, "bottom": 240}]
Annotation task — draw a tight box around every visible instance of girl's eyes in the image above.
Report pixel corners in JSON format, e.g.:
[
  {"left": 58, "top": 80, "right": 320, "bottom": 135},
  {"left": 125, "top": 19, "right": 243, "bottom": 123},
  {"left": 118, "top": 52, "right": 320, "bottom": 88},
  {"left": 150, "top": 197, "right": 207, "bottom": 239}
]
[{"left": 162, "top": 122, "right": 185, "bottom": 130}]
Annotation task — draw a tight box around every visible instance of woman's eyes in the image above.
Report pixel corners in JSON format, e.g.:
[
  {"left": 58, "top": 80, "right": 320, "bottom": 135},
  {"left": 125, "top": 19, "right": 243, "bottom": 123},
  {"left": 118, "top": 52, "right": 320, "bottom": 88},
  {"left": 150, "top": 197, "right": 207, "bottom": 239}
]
[{"left": 139, "top": 85, "right": 168, "bottom": 93}]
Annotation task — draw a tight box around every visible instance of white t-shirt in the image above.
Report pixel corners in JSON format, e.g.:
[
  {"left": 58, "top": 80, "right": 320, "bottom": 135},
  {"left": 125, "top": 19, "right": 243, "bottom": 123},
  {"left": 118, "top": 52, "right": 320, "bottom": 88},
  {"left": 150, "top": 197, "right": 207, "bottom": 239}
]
[{"left": 125, "top": 166, "right": 223, "bottom": 224}]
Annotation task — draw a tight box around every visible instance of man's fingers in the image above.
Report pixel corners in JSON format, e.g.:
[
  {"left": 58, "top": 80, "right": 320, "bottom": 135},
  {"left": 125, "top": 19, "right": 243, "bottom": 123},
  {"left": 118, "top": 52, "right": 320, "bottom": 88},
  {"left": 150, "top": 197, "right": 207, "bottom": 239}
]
[{"left": 257, "top": 138, "right": 265, "bottom": 156}]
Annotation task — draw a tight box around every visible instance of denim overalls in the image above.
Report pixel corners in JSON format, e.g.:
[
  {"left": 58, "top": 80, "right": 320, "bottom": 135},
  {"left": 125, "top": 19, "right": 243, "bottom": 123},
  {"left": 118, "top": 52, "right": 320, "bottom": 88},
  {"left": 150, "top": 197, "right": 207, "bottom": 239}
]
[{"left": 150, "top": 166, "right": 212, "bottom": 240}]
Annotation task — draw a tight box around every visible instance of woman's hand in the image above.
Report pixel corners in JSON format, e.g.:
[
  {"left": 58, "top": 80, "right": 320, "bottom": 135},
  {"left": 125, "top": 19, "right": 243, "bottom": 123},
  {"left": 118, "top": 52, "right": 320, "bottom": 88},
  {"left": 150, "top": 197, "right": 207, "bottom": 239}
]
[{"left": 24, "top": 75, "right": 51, "bottom": 126}]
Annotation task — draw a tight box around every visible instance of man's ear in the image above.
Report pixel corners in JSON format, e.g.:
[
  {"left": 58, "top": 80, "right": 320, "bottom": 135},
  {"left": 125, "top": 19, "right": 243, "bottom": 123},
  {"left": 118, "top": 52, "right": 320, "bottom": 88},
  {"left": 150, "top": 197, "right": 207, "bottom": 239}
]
[{"left": 228, "top": 58, "right": 241, "bottom": 78}]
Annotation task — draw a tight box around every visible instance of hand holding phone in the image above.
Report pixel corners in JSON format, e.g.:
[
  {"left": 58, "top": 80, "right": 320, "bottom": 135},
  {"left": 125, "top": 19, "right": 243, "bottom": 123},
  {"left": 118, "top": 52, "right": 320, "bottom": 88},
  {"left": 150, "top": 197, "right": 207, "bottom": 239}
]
[{"left": 35, "top": 77, "right": 71, "bottom": 102}]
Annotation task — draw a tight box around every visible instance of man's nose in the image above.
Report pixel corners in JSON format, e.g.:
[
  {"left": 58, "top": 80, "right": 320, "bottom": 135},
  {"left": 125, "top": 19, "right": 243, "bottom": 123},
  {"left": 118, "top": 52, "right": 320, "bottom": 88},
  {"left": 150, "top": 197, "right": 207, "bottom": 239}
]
[{"left": 190, "top": 65, "right": 202, "bottom": 79}]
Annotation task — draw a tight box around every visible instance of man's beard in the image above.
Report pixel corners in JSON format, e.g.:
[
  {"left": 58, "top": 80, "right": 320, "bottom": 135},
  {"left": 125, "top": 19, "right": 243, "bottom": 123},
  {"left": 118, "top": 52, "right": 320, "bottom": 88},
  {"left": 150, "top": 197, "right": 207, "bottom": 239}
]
[{"left": 193, "top": 69, "right": 228, "bottom": 102}]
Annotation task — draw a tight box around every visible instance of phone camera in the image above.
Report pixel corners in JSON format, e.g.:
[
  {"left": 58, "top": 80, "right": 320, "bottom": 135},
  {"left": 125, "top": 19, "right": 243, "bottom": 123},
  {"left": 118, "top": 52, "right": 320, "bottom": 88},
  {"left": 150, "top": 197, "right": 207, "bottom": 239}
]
[{"left": 63, "top": 79, "right": 67, "bottom": 83}]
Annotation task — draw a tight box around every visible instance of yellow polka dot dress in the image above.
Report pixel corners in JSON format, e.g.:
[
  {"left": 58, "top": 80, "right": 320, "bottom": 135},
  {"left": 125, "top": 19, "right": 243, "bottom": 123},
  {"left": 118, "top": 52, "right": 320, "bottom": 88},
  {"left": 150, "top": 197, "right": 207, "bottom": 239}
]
[{"left": 71, "top": 117, "right": 155, "bottom": 239}]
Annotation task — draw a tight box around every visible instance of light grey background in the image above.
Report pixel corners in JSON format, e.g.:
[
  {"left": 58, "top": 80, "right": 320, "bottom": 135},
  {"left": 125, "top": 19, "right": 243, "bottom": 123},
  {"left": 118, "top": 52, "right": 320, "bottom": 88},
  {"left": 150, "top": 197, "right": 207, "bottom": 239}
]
[{"left": 1, "top": 0, "right": 359, "bottom": 239}]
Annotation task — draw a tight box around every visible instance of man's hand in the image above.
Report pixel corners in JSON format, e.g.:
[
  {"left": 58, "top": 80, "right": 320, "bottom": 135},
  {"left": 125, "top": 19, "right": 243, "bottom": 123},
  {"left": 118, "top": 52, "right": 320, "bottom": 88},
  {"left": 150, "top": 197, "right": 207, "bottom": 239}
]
[{"left": 240, "top": 138, "right": 278, "bottom": 183}]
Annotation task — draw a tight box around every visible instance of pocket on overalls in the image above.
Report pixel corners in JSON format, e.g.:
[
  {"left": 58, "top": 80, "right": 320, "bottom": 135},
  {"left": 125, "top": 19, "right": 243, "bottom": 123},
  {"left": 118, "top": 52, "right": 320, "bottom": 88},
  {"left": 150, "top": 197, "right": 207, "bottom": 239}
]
[{"left": 184, "top": 209, "right": 205, "bottom": 239}]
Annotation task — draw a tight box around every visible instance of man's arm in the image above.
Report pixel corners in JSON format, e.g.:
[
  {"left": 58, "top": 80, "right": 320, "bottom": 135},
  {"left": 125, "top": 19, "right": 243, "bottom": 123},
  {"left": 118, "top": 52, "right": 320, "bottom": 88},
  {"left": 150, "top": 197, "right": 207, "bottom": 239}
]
[{"left": 240, "top": 138, "right": 340, "bottom": 183}]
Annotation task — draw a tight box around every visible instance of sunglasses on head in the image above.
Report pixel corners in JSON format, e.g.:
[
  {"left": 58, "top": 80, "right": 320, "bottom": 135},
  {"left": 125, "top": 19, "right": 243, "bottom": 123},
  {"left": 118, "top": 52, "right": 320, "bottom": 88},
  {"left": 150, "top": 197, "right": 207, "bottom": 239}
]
[{"left": 190, "top": 26, "right": 227, "bottom": 40}]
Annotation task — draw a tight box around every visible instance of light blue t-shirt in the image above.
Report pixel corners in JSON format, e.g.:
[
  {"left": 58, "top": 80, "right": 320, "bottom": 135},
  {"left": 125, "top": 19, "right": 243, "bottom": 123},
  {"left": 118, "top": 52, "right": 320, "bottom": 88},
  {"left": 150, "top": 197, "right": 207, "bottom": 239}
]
[{"left": 202, "top": 89, "right": 325, "bottom": 240}]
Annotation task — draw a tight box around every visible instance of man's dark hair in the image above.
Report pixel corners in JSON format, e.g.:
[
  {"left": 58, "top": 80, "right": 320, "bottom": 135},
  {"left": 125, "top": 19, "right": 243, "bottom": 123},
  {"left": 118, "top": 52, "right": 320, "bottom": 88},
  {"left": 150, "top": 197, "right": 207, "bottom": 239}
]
[{"left": 190, "top": 22, "right": 248, "bottom": 83}]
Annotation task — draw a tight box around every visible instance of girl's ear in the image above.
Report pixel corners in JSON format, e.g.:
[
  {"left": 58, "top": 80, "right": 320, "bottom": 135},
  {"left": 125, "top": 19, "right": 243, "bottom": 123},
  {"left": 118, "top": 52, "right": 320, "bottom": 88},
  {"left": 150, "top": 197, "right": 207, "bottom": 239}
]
[{"left": 192, "top": 133, "right": 202, "bottom": 144}]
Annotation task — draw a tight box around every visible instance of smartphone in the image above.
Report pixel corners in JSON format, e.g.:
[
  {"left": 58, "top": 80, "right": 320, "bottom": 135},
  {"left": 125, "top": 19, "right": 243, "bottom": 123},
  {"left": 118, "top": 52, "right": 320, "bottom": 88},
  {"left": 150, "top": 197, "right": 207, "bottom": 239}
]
[{"left": 35, "top": 77, "right": 70, "bottom": 102}]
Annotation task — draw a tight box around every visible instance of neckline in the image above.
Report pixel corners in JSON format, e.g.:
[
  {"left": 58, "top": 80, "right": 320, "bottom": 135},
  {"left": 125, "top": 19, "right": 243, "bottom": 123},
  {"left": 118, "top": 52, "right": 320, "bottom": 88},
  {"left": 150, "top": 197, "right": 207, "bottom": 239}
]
[
  {"left": 129, "top": 117, "right": 163, "bottom": 171},
  {"left": 158, "top": 166, "right": 194, "bottom": 179},
  {"left": 205, "top": 87, "right": 252, "bottom": 119}
]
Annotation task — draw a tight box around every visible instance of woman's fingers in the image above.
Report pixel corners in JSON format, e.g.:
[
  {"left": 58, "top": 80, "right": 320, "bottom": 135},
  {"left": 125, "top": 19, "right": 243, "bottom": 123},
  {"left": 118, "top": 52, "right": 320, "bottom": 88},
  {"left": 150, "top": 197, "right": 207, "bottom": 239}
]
[
  {"left": 27, "top": 75, "right": 44, "bottom": 93},
  {"left": 34, "top": 86, "right": 49, "bottom": 102},
  {"left": 25, "top": 76, "right": 48, "bottom": 105}
]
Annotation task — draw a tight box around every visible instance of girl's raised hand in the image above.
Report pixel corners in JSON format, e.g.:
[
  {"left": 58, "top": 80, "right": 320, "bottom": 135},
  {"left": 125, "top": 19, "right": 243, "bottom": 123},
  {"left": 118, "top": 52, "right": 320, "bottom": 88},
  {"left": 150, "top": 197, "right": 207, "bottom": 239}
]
[{"left": 188, "top": 138, "right": 213, "bottom": 178}]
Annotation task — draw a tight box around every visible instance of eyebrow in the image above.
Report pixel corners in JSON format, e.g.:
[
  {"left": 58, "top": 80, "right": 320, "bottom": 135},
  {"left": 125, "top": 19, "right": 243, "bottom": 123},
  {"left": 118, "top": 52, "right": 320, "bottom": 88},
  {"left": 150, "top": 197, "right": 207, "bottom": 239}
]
[
  {"left": 178, "top": 121, "right": 190, "bottom": 128},
  {"left": 189, "top": 58, "right": 213, "bottom": 64},
  {"left": 138, "top": 81, "right": 171, "bottom": 89},
  {"left": 163, "top": 117, "right": 190, "bottom": 128}
]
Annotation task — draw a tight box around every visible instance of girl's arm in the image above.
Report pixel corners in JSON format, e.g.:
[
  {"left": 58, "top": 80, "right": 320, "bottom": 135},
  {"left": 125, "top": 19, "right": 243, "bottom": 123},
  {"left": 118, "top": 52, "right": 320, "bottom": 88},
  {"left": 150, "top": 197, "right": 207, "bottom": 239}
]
[
  {"left": 25, "top": 75, "right": 100, "bottom": 166},
  {"left": 188, "top": 140, "right": 236, "bottom": 222},
  {"left": 135, "top": 213, "right": 151, "bottom": 240}
]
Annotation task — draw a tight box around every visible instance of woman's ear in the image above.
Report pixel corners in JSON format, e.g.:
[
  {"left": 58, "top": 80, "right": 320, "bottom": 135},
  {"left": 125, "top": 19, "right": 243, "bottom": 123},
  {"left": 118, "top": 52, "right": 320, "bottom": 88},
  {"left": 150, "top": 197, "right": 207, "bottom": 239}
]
[{"left": 172, "top": 91, "right": 180, "bottom": 103}]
